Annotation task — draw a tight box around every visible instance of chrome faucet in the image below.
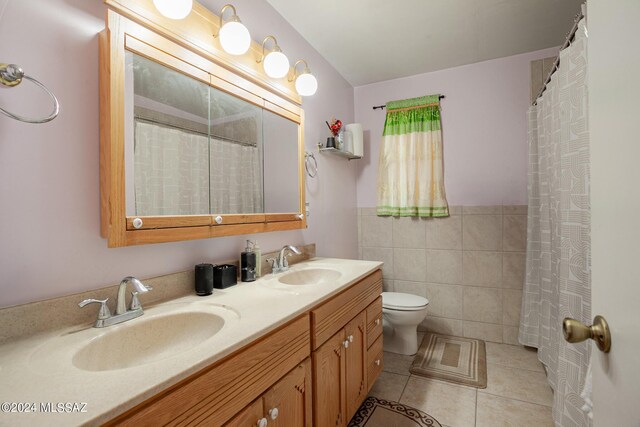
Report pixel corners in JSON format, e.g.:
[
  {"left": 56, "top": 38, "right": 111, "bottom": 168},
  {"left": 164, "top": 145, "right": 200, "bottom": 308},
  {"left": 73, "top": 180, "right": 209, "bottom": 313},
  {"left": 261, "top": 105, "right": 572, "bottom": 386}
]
[
  {"left": 268, "top": 245, "right": 302, "bottom": 274},
  {"left": 79, "top": 276, "right": 152, "bottom": 328}
]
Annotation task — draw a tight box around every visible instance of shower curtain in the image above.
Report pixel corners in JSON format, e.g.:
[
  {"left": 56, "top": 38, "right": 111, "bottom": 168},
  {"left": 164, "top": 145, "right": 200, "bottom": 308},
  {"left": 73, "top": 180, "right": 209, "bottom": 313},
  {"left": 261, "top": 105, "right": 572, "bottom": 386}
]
[
  {"left": 377, "top": 95, "right": 449, "bottom": 217},
  {"left": 519, "top": 19, "right": 591, "bottom": 427}
]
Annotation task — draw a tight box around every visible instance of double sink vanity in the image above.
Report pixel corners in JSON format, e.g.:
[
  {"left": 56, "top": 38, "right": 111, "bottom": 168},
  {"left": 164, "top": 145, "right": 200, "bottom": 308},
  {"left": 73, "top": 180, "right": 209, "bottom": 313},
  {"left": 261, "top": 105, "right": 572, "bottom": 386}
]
[{"left": 0, "top": 258, "right": 383, "bottom": 426}]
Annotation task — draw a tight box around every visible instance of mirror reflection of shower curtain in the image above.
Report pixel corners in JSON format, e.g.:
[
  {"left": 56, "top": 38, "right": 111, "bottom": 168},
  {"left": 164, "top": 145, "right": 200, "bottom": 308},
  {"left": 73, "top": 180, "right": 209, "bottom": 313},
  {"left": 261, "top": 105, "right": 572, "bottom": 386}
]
[
  {"left": 133, "top": 121, "right": 263, "bottom": 216},
  {"left": 520, "top": 19, "right": 591, "bottom": 427}
]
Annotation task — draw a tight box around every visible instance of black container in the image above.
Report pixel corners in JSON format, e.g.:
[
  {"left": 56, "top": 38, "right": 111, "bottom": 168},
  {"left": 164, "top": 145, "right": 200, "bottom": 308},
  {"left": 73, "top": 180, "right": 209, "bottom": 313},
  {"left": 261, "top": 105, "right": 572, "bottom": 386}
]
[
  {"left": 213, "top": 264, "right": 237, "bottom": 289},
  {"left": 240, "top": 252, "right": 257, "bottom": 282},
  {"left": 326, "top": 136, "right": 336, "bottom": 148},
  {"left": 195, "top": 263, "right": 214, "bottom": 296}
]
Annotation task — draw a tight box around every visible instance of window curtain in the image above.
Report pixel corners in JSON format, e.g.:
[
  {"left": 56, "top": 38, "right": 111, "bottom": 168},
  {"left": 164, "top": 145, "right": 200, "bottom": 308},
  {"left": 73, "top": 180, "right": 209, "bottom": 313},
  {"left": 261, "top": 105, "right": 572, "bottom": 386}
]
[
  {"left": 376, "top": 95, "right": 449, "bottom": 217},
  {"left": 519, "top": 19, "right": 591, "bottom": 427}
]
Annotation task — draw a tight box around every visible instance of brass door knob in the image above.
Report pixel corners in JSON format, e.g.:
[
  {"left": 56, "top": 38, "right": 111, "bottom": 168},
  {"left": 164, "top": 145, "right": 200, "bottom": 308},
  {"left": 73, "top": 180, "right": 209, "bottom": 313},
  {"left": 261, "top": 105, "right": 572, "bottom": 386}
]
[{"left": 563, "top": 315, "right": 611, "bottom": 353}]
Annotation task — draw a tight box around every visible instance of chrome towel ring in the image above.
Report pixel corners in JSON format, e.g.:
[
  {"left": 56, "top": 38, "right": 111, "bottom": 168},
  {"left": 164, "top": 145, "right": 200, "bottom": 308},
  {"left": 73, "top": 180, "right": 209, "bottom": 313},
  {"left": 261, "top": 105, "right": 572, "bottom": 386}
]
[
  {"left": 0, "top": 63, "right": 60, "bottom": 124},
  {"left": 305, "top": 151, "right": 317, "bottom": 178}
]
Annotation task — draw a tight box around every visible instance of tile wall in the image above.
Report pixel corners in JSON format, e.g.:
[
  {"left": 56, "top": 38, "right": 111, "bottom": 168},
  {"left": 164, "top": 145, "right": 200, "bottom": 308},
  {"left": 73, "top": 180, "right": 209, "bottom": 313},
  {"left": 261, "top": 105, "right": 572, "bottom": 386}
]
[{"left": 357, "top": 206, "right": 527, "bottom": 344}]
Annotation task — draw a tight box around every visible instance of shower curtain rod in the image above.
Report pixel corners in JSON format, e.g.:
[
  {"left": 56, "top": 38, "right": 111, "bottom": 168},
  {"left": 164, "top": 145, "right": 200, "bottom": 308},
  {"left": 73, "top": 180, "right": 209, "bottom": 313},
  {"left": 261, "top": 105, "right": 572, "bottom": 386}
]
[
  {"left": 372, "top": 95, "right": 445, "bottom": 110},
  {"left": 534, "top": 8, "right": 585, "bottom": 104}
]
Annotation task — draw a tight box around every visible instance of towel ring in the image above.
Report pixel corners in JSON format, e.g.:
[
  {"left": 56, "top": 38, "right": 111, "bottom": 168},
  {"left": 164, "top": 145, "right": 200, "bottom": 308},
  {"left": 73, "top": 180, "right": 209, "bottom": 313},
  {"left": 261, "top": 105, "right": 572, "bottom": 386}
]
[
  {"left": 0, "top": 63, "right": 60, "bottom": 124},
  {"left": 305, "top": 151, "right": 317, "bottom": 178}
]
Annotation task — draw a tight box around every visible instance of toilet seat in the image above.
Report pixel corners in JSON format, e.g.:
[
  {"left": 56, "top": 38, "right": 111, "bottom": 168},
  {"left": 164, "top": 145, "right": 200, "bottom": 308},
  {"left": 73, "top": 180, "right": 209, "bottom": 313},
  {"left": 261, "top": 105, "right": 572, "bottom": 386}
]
[{"left": 382, "top": 292, "right": 429, "bottom": 311}]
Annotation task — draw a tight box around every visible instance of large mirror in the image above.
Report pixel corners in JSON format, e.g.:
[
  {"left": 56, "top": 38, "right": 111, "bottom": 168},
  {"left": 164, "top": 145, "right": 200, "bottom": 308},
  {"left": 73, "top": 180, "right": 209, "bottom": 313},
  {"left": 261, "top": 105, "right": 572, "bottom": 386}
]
[
  {"left": 100, "top": 8, "right": 305, "bottom": 247},
  {"left": 124, "top": 52, "right": 299, "bottom": 217}
]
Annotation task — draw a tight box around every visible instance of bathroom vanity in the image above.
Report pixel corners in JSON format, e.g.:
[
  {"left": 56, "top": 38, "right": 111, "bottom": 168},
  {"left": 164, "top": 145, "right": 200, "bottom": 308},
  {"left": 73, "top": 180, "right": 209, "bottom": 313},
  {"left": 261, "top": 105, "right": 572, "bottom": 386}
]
[{"left": 0, "top": 259, "right": 382, "bottom": 426}]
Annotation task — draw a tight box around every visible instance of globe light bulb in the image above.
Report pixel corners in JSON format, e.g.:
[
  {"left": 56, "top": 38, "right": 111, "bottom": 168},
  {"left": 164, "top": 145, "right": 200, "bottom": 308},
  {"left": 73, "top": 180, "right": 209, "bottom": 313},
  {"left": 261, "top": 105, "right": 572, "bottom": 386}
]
[
  {"left": 295, "top": 72, "right": 318, "bottom": 96},
  {"left": 153, "top": 0, "right": 192, "bottom": 19},
  {"left": 263, "top": 50, "right": 289, "bottom": 78},
  {"left": 219, "top": 20, "right": 251, "bottom": 56}
]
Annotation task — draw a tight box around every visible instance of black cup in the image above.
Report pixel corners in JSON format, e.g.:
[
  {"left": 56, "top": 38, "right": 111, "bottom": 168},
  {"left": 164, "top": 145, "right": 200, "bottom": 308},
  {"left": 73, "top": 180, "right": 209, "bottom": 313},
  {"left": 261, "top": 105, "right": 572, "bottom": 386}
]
[
  {"left": 326, "top": 137, "right": 336, "bottom": 148},
  {"left": 195, "top": 263, "right": 214, "bottom": 296}
]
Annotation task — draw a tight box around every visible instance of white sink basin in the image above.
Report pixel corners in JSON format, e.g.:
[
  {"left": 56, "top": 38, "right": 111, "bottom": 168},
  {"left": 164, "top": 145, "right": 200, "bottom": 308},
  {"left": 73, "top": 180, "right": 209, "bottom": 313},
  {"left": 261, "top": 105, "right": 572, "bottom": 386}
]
[
  {"left": 72, "top": 311, "right": 225, "bottom": 372},
  {"left": 278, "top": 268, "right": 342, "bottom": 286}
]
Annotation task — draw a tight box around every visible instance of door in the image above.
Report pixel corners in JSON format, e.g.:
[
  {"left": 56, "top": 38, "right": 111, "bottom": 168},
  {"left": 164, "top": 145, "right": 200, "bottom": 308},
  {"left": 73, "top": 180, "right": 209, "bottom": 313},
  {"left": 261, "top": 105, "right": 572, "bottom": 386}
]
[
  {"left": 224, "top": 398, "right": 264, "bottom": 427},
  {"left": 313, "top": 329, "right": 346, "bottom": 427},
  {"left": 588, "top": 1, "right": 640, "bottom": 425},
  {"left": 344, "top": 311, "right": 367, "bottom": 417},
  {"left": 263, "top": 361, "right": 311, "bottom": 427}
]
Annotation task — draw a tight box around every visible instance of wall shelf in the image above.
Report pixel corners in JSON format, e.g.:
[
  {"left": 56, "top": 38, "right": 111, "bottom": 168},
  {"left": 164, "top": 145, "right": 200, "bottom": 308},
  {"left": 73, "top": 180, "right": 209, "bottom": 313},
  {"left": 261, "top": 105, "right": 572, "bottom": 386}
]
[{"left": 318, "top": 147, "right": 362, "bottom": 161}]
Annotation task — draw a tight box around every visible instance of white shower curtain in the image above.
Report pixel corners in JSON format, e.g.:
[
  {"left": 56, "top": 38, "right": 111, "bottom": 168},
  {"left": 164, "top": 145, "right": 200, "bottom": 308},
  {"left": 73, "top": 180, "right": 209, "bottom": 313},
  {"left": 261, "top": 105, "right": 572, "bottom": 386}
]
[{"left": 519, "top": 19, "right": 591, "bottom": 427}]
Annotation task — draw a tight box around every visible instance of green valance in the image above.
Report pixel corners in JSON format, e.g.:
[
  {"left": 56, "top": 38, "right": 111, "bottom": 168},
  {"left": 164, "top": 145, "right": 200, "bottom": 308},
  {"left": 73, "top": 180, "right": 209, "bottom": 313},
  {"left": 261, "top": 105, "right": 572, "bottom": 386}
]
[{"left": 383, "top": 95, "right": 441, "bottom": 136}]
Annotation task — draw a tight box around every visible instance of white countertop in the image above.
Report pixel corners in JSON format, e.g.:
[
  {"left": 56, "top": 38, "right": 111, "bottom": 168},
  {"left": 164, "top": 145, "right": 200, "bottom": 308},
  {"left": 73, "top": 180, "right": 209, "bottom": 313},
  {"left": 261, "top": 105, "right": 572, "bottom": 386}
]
[{"left": 0, "top": 258, "right": 382, "bottom": 426}]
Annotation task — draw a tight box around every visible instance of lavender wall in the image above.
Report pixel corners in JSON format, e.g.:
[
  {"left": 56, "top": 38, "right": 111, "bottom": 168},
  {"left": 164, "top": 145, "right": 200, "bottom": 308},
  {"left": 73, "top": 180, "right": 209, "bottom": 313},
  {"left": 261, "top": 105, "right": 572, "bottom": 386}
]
[
  {"left": 354, "top": 47, "right": 559, "bottom": 208},
  {"left": 0, "top": 0, "right": 356, "bottom": 308}
]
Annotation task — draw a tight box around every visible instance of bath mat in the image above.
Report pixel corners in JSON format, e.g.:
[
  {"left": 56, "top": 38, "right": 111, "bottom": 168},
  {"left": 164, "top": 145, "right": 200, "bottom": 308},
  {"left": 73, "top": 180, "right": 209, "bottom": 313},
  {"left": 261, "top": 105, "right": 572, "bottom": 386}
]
[
  {"left": 348, "top": 396, "right": 442, "bottom": 427},
  {"left": 410, "top": 332, "right": 487, "bottom": 388}
]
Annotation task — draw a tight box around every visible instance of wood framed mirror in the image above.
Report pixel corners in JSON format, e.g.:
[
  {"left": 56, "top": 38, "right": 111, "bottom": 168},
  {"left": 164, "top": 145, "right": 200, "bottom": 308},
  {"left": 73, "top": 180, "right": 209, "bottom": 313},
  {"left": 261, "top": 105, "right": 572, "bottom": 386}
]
[{"left": 100, "top": 1, "right": 306, "bottom": 247}]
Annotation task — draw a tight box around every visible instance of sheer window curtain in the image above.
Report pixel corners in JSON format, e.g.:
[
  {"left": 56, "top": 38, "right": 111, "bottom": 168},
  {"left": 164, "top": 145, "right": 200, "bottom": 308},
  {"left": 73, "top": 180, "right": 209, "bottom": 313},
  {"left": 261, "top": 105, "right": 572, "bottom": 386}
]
[
  {"left": 377, "top": 95, "right": 449, "bottom": 217},
  {"left": 520, "top": 19, "right": 591, "bottom": 427}
]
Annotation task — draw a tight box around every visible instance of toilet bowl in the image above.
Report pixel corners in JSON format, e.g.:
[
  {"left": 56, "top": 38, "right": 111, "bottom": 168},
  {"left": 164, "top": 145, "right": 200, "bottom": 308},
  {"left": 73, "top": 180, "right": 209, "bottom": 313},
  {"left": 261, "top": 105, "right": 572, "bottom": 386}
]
[{"left": 382, "top": 292, "right": 429, "bottom": 355}]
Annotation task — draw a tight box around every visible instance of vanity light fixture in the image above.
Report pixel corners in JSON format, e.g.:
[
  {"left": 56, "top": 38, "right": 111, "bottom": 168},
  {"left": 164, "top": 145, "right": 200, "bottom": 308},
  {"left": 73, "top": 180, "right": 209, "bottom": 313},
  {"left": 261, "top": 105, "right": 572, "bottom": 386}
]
[
  {"left": 214, "top": 4, "right": 251, "bottom": 56},
  {"left": 153, "top": 0, "right": 193, "bottom": 19},
  {"left": 289, "top": 60, "right": 318, "bottom": 96},
  {"left": 257, "top": 36, "right": 289, "bottom": 79}
]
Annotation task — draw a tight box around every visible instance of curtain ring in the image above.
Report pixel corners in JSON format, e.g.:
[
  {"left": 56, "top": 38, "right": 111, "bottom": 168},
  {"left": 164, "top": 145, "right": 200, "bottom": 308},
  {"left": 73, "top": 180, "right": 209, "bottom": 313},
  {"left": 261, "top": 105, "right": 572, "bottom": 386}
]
[
  {"left": 305, "top": 151, "right": 317, "bottom": 178},
  {"left": 0, "top": 63, "right": 60, "bottom": 124}
]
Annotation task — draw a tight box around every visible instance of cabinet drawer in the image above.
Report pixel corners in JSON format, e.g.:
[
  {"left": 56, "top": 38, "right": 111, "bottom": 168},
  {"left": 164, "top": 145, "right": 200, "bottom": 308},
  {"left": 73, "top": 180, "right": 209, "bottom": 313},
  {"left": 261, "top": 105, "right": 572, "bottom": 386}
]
[
  {"left": 367, "top": 336, "right": 383, "bottom": 392},
  {"left": 311, "top": 270, "right": 382, "bottom": 350},
  {"left": 365, "top": 297, "right": 382, "bottom": 349}
]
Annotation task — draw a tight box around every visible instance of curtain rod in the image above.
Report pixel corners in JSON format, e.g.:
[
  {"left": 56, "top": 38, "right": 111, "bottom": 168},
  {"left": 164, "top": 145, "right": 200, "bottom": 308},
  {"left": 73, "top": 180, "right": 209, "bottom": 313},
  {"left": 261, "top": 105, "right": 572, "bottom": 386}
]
[
  {"left": 373, "top": 95, "right": 445, "bottom": 110},
  {"left": 534, "top": 7, "right": 585, "bottom": 105}
]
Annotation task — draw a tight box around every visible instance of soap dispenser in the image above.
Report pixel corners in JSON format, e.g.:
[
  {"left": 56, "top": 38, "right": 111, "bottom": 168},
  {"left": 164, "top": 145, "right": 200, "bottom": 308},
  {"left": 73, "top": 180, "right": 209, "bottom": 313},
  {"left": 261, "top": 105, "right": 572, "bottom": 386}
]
[{"left": 240, "top": 240, "right": 257, "bottom": 282}]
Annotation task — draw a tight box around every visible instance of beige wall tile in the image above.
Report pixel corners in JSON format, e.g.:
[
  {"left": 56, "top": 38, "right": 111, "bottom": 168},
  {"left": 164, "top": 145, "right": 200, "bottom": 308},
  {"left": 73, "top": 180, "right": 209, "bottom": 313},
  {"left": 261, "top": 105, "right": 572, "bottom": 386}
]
[
  {"left": 530, "top": 59, "right": 544, "bottom": 104},
  {"left": 476, "top": 393, "right": 553, "bottom": 427},
  {"left": 392, "top": 217, "right": 426, "bottom": 248},
  {"left": 357, "top": 214, "right": 362, "bottom": 248},
  {"left": 368, "top": 371, "right": 409, "bottom": 402},
  {"left": 462, "top": 205, "right": 502, "bottom": 214},
  {"left": 502, "top": 205, "right": 528, "bottom": 215},
  {"left": 503, "top": 215, "right": 527, "bottom": 251},
  {"left": 503, "top": 289, "right": 523, "bottom": 326},
  {"left": 362, "top": 247, "right": 394, "bottom": 279},
  {"left": 424, "top": 283, "right": 463, "bottom": 319},
  {"left": 503, "top": 252, "right": 526, "bottom": 289},
  {"left": 463, "top": 321, "right": 503, "bottom": 343},
  {"left": 503, "top": 326, "right": 520, "bottom": 345},
  {"left": 426, "top": 215, "right": 462, "bottom": 250},
  {"left": 401, "top": 377, "right": 477, "bottom": 427},
  {"left": 393, "top": 248, "right": 426, "bottom": 282},
  {"left": 426, "top": 250, "right": 463, "bottom": 284},
  {"left": 463, "top": 287, "right": 503, "bottom": 324},
  {"left": 383, "top": 279, "right": 395, "bottom": 292},
  {"left": 361, "top": 215, "right": 393, "bottom": 247},
  {"left": 484, "top": 363, "right": 553, "bottom": 406},
  {"left": 448, "top": 205, "right": 462, "bottom": 215},
  {"left": 420, "top": 316, "right": 463, "bottom": 336},
  {"left": 463, "top": 251, "right": 502, "bottom": 287},
  {"left": 542, "top": 56, "right": 557, "bottom": 81},
  {"left": 394, "top": 280, "right": 427, "bottom": 297},
  {"left": 463, "top": 214, "right": 502, "bottom": 250}
]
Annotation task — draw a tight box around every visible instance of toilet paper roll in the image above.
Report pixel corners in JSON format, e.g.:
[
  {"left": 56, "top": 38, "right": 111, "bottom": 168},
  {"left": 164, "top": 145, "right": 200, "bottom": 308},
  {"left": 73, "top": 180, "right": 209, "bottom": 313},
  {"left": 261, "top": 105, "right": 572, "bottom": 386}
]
[{"left": 345, "top": 123, "right": 363, "bottom": 157}]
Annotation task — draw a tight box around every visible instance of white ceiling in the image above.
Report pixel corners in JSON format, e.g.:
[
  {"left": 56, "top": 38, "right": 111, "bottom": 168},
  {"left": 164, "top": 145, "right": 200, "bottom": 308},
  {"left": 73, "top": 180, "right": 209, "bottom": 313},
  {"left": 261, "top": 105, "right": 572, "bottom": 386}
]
[{"left": 265, "top": 0, "right": 583, "bottom": 86}]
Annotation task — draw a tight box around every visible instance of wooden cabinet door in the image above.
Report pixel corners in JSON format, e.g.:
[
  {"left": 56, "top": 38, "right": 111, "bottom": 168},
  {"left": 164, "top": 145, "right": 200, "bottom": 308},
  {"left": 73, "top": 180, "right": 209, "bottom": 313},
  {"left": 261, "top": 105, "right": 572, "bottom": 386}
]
[
  {"left": 263, "top": 360, "right": 312, "bottom": 427},
  {"left": 313, "top": 329, "right": 346, "bottom": 427},
  {"left": 344, "top": 310, "right": 367, "bottom": 417},
  {"left": 224, "top": 397, "right": 264, "bottom": 427}
]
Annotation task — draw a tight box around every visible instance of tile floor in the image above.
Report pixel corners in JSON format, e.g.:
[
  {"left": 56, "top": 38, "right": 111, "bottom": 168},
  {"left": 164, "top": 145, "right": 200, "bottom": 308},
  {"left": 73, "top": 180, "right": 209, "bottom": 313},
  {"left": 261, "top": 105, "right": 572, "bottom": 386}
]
[{"left": 368, "top": 334, "right": 554, "bottom": 427}]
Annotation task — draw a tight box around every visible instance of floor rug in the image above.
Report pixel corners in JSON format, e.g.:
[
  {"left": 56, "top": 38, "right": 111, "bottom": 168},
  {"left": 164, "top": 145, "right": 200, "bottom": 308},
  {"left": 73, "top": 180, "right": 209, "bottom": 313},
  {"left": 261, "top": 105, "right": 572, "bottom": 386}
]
[
  {"left": 410, "top": 332, "right": 487, "bottom": 388},
  {"left": 348, "top": 396, "right": 442, "bottom": 427}
]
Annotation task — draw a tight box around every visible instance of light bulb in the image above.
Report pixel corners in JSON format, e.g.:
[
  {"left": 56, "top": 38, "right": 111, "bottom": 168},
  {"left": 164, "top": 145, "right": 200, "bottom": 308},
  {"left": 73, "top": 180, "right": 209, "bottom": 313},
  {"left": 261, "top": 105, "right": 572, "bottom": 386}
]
[
  {"left": 263, "top": 51, "right": 289, "bottom": 78},
  {"left": 153, "top": 0, "right": 192, "bottom": 19},
  {"left": 295, "top": 72, "right": 318, "bottom": 96},
  {"left": 219, "top": 21, "right": 251, "bottom": 55}
]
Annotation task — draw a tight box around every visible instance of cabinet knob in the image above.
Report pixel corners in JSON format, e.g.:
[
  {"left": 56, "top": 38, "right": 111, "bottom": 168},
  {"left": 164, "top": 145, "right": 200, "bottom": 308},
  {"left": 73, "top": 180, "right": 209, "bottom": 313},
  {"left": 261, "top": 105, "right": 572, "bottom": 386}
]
[
  {"left": 374, "top": 318, "right": 381, "bottom": 326},
  {"left": 375, "top": 359, "right": 381, "bottom": 366},
  {"left": 269, "top": 407, "right": 279, "bottom": 420},
  {"left": 214, "top": 215, "right": 223, "bottom": 224},
  {"left": 257, "top": 418, "right": 268, "bottom": 427},
  {"left": 348, "top": 334, "right": 354, "bottom": 343},
  {"left": 132, "top": 217, "right": 143, "bottom": 229},
  {"left": 296, "top": 213, "right": 304, "bottom": 220},
  {"left": 343, "top": 340, "right": 349, "bottom": 349}
]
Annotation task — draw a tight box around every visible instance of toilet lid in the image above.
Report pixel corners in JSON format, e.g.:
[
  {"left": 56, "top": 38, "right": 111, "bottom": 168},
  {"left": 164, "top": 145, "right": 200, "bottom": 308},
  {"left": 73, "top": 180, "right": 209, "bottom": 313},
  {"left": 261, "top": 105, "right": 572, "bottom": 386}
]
[{"left": 382, "top": 292, "right": 429, "bottom": 311}]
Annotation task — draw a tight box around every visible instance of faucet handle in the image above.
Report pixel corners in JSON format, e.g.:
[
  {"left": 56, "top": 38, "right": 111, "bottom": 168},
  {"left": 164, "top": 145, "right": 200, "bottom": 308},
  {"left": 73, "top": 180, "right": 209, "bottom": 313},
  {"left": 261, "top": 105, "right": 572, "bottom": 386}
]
[
  {"left": 266, "top": 257, "right": 277, "bottom": 269},
  {"left": 78, "top": 298, "right": 111, "bottom": 320},
  {"left": 129, "top": 291, "right": 142, "bottom": 311}
]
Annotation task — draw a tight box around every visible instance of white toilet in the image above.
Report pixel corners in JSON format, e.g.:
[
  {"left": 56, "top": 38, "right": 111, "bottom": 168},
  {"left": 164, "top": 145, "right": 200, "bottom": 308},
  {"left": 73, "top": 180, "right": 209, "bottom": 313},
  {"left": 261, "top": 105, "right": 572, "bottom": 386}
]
[{"left": 382, "top": 292, "right": 430, "bottom": 355}]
